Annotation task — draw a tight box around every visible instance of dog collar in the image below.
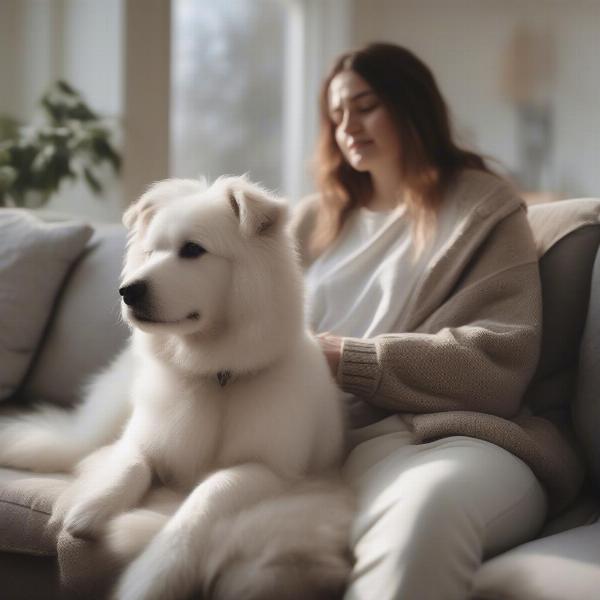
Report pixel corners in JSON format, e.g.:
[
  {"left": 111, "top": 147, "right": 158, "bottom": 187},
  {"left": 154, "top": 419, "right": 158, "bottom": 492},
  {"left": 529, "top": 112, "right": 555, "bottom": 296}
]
[{"left": 216, "top": 370, "right": 232, "bottom": 387}]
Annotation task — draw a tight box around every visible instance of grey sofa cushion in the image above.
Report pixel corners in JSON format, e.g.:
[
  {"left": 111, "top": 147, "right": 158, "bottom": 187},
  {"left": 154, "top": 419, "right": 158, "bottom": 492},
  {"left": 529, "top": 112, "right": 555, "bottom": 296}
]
[
  {"left": 0, "top": 466, "right": 120, "bottom": 598},
  {"left": 21, "top": 224, "right": 130, "bottom": 407},
  {"left": 0, "top": 210, "right": 92, "bottom": 402},
  {"left": 473, "top": 522, "right": 600, "bottom": 600},
  {"left": 524, "top": 199, "right": 600, "bottom": 427},
  {"left": 0, "top": 468, "right": 68, "bottom": 557},
  {"left": 528, "top": 198, "right": 600, "bottom": 258},
  {"left": 574, "top": 248, "right": 600, "bottom": 492},
  {"left": 57, "top": 530, "right": 120, "bottom": 600}
]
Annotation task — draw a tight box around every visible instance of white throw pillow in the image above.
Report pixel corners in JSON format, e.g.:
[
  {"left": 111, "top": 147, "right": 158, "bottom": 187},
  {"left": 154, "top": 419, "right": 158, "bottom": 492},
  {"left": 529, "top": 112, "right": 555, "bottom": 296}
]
[{"left": 0, "top": 209, "right": 92, "bottom": 401}]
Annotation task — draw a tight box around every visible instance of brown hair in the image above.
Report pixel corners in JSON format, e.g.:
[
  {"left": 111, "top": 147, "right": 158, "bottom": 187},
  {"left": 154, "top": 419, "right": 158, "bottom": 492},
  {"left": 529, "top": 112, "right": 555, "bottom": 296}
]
[{"left": 312, "top": 42, "right": 495, "bottom": 255}]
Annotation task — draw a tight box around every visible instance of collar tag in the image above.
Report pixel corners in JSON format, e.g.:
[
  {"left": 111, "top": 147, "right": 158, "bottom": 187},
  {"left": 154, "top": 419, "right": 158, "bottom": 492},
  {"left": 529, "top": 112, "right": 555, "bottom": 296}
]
[{"left": 217, "top": 370, "right": 232, "bottom": 387}]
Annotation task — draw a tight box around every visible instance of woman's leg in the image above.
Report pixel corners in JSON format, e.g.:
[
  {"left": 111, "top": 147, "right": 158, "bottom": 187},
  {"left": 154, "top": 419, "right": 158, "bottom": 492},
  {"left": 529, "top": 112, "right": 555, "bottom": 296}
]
[{"left": 343, "top": 422, "right": 547, "bottom": 600}]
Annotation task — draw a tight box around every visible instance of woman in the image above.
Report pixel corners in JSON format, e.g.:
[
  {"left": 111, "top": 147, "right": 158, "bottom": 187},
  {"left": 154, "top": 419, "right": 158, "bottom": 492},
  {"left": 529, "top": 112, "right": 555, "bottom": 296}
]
[{"left": 291, "top": 43, "right": 583, "bottom": 600}]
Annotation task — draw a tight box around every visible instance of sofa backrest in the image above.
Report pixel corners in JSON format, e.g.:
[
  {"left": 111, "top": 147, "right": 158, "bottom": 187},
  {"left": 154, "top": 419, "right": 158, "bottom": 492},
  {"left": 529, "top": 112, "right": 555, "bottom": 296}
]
[
  {"left": 20, "top": 223, "right": 130, "bottom": 407},
  {"left": 524, "top": 224, "right": 600, "bottom": 419},
  {"left": 574, "top": 248, "right": 600, "bottom": 492},
  {"left": 525, "top": 198, "right": 600, "bottom": 489}
]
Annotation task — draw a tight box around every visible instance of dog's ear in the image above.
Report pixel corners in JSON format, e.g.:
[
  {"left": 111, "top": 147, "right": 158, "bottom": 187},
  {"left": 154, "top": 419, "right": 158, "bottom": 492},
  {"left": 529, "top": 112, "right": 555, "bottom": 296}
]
[
  {"left": 122, "top": 197, "right": 157, "bottom": 233},
  {"left": 228, "top": 186, "right": 287, "bottom": 237},
  {"left": 122, "top": 200, "right": 143, "bottom": 229}
]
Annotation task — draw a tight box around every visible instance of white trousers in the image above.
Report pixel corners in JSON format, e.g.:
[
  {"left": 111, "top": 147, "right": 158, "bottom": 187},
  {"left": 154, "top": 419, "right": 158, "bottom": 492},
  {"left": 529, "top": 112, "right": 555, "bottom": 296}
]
[{"left": 342, "top": 415, "right": 547, "bottom": 600}]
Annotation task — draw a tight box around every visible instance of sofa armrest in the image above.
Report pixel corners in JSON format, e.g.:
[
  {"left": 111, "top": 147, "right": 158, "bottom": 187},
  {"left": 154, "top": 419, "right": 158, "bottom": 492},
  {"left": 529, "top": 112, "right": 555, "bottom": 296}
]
[{"left": 473, "top": 522, "right": 600, "bottom": 600}]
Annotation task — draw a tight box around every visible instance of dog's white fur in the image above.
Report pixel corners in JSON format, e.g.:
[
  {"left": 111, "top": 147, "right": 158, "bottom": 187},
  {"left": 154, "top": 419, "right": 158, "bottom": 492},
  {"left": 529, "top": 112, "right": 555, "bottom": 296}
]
[{"left": 0, "top": 176, "right": 353, "bottom": 600}]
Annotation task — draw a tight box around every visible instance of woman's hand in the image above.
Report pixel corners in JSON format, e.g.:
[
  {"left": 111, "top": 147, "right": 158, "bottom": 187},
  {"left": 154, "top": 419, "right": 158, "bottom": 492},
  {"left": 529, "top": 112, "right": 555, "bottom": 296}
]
[{"left": 316, "top": 332, "right": 343, "bottom": 377}]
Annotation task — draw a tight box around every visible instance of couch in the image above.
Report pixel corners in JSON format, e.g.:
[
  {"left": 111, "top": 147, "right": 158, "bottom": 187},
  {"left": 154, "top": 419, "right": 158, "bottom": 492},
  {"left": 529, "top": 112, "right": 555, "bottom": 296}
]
[{"left": 1, "top": 198, "right": 600, "bottom": 600}]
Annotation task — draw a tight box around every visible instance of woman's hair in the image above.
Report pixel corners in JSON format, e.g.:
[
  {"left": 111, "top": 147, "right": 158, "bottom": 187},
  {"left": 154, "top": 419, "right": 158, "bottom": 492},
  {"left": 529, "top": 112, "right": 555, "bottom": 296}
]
[{"left": 312, "top": 42, "right": 495, "bottom": 255}]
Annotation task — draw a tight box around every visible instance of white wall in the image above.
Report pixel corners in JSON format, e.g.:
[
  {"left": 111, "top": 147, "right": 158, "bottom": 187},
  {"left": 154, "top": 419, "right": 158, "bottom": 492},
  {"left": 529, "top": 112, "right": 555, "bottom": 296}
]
[
  {"left": 48, "top": 0, "right": 124, "bottom": 221},
  {"left": 0, "top": 0, "right": 54, "bottom": 121},
  {"left": 353, "top": 0, "right": 600, "bottom": 197},
  {"left": 0, "top": 0, "right": 124, "bottom": 222},
  {"left": 0, "top": 1, "right": 20, "bottom": 118},
  {"left": 61, "top": 0, "right": 123, "bottom": 117}
]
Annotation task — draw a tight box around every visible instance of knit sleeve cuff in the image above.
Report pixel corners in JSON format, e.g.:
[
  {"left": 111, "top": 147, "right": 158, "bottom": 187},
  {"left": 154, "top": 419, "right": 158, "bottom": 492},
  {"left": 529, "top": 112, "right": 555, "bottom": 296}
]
[{"left": 338, "top": 337, "right": 380, "bottom": 397}]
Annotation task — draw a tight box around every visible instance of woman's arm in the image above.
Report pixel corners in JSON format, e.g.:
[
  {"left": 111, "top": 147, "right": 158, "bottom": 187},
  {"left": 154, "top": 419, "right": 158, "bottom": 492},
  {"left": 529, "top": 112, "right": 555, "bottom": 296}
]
[{"left": 332, "top": 208, "right": 542, "bottom": 419}]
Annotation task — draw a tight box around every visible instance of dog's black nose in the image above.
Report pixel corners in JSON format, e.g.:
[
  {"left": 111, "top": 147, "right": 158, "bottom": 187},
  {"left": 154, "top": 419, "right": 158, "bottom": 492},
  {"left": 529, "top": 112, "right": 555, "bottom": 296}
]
[{"left": 119, "top": 281, "right": 147, "bottom": 307}]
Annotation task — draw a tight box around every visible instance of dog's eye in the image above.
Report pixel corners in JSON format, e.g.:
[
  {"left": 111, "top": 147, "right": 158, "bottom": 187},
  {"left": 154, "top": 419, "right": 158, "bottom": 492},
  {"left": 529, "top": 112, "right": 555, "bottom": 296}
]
[{"left": 179, "top": 241, "right": 206, "bottom": 259}]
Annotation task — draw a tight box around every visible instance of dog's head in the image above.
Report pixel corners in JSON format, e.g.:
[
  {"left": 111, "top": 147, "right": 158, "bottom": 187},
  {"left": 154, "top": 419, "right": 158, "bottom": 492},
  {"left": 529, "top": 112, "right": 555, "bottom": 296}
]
[{"left": 119, "top": 176, "right": 299, "bottom": 346}]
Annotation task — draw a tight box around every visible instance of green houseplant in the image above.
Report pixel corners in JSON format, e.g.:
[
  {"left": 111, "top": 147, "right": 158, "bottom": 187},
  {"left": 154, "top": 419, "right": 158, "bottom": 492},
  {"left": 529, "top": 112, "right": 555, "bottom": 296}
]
[{"left": 0, "top": 80, "right": 121, "bottom": 208}]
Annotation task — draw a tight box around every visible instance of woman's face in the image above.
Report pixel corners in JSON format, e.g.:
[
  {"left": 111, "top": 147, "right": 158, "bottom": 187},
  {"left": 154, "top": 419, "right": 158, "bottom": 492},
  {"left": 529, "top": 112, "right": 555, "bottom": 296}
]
[{"left": 328, "top": 70, "right": 402, "bottom": 174}]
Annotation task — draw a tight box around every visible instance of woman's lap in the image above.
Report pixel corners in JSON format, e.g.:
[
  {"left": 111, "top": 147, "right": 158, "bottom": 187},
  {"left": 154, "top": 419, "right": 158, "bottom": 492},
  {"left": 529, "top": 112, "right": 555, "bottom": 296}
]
[{"left": 342, "top": 415, "right": 547, "bottom": 600}]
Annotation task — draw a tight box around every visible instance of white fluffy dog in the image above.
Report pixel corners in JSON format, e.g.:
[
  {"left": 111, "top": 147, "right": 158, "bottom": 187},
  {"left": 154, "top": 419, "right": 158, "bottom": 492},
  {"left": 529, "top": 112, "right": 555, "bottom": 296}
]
[{"left": 0, "top": 177, "right": 354, "bottom": 600}]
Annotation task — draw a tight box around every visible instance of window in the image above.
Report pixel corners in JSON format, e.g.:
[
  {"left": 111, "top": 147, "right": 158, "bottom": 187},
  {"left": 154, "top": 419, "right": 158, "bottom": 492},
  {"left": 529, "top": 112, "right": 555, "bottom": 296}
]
[
  {"left": 171, "top": 0, "right": 352, "bottom": 201},
  {"left": 171, "top": 0, "right": 289, "bottom": 193}
]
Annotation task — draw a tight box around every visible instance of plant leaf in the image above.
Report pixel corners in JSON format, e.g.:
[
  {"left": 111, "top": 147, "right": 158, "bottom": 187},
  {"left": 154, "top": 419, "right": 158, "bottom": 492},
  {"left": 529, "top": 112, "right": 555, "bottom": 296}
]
[{"left": 83, "top": 167, "right": 103, "bottom": 194}]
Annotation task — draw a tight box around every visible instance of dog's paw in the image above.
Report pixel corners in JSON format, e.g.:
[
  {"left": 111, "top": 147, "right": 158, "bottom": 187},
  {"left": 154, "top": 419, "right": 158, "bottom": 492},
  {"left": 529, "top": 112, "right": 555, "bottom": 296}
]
[
  {"left": 63, "top": 507, "right": 103, "bottom": 539},
  {"left": 48, "top": 482, "right": 79, "bottom": 534},
  {"left": 62, "top": 496, "right": 117, "bottom": 539},
  {"left": 105, "top": 509, "right": 168, "bottom": 561}
]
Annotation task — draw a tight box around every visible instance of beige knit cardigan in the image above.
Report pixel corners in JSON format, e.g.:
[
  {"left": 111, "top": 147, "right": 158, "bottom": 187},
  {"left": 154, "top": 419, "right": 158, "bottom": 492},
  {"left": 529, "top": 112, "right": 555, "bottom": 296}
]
[{"left": 291, "top": 169, "right": 584, "bottom": 515}]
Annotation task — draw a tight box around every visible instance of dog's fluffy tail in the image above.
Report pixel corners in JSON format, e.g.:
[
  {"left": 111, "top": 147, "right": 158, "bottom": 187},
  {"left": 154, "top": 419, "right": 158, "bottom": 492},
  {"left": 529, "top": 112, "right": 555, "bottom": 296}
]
[
  {"left": 206, "top": 479, "right": 355, "bottom": 600},
  {"left": 0, "top": 348, "right": 133, "bottom": 473}
]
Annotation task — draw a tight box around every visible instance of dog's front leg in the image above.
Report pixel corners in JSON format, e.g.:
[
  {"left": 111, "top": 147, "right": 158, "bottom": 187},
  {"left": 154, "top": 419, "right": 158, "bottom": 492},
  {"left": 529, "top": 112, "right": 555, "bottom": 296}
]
[
  {"left": 114, "top": 462, "right": 287, "bottom": 600},
  {"left": 52, "top": 440, "right": 151, "bottom": 540}
]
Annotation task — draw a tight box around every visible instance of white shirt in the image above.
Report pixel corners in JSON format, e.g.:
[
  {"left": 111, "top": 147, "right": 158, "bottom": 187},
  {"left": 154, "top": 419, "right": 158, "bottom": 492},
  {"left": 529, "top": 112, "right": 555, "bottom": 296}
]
[{"left": 305, "top": 201, "right": 460, "bottom": 338}]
